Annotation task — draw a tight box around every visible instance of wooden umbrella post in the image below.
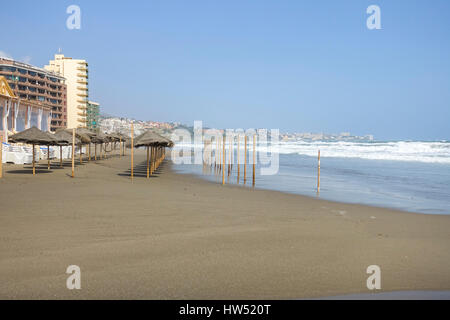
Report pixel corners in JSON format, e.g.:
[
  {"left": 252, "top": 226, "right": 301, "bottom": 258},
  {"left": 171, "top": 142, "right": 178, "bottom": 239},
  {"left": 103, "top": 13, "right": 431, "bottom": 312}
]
[
  {"left": 88, "top": 143, "right": 91, "bottom": 162},
  {"left": 0, "top": 134, "right": 3, "bottom": 179},
  {"left": 60, "top": 145, "right": 63, "bottom": 167},
  {"left": 47, "top": 145, "right": 50, "bottom": 170},
  {"left": 222, "top": 135, "right": 225, "bottom": 185},
  {"left": 252, "top": 134, "right": 256, "bottom": 187},
  {"left": 150, "top": 146, "right": 153, "bottom": 175},
  {"left": 32, "top": 144, "right": 36, "bottom": 176},
  {"left": 244, "top": 135, "right": 247, "bottom": 184},
  {"left": 317, "top": 149, "right": 321, "bottom": 194},
  {"left": 119, "top": 138, "right": 122, "bottom": 157},
  {"left": 158, "top": 147, "right": 161, "bottom": 168},
  {"left": 71, "top": 129, "right": 75, "bottom": 178},
  {"left": 94, "top": 143, "right": 97, "bottom": 161},
  {"left": 79, "top": 144, "right": 82, "bottom": 164},
  {"left": 146, "top": 146, "right": 150, "bottom": 179},
  {"left": 157, "top": 147, "right": 159, "bottom": 169},
  {"left": 131, "top": 123, "right": 134, "bottom": 180}
]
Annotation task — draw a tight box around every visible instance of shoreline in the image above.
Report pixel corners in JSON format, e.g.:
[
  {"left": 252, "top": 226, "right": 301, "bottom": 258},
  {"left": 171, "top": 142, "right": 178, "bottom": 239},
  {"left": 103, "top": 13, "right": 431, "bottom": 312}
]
[
  {"left": 1, "top": 150, "right": 450, "bottom": 299},
  {"left": 175, "top": 169, "right": 447, "bottom": 218}
]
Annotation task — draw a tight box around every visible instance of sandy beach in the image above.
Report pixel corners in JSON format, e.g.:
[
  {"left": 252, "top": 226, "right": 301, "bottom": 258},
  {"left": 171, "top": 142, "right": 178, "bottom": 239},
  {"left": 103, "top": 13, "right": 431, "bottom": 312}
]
[{"left": 0, "top": 149, "right": 449, "bottom": 299}]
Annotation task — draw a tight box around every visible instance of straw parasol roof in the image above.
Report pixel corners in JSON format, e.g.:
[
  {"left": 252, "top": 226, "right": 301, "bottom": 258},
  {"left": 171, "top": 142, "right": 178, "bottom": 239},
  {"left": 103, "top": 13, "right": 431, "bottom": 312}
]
[
  {"left": 55, "top": 128, "right": 91, "bottom": 144},
  {"left": 53, "top": 130, "right": 81, "bottom": 145},
  {"left": 157, "top": 135, "right": 174, "bottom": 148},
  {"left": 116, "top": 132, "right": 130, "bottom": 141},
  {"left": 106, "top": 133, "right": 122, "bottom": 142},
  {"left": 93, "top": 131, "right": 107, "bottom": 144},
  {"left": 9, "top": 127, "right": 61, "bottom": 145},
  {"left": 134, "top": 131, "right": 174, "bottom": 148}
]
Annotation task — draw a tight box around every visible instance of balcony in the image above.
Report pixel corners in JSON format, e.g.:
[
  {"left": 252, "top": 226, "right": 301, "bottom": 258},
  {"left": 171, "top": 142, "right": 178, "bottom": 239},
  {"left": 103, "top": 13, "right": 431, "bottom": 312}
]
[
  {"left": 77, "top": 86, "right": 88, "bottom": 91},
  {"left": 77, "top": 73, "right": 88, "bottom": 78},
  {"left": 77, "top": 79, "right": 88, "bottom": 84},
  {"left": 77, "top": 66, "right": 88, "bottom": 72},
  {"left": 77, "top": 92, "right": 88, "bottom": 97}
]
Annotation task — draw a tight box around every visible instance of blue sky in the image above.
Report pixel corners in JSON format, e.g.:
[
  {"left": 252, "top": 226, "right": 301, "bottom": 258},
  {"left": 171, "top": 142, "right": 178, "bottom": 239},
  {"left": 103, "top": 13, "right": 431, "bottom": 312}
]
[{"left": 1, "top": 0, "right": 449, "bottom": 140}]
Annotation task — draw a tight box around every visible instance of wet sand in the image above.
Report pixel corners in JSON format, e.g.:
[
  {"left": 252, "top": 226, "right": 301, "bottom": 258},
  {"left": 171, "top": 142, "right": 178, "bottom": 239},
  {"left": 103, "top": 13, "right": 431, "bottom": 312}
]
[{"left": 0, "top": 149, "right": 449, "bottom": 299}]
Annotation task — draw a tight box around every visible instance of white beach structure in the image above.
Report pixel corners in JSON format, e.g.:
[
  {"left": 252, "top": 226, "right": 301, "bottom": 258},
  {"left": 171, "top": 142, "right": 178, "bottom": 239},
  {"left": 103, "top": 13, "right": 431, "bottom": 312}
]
[{"left": 1, "top": 76, "right": 52, "bottom": 164}]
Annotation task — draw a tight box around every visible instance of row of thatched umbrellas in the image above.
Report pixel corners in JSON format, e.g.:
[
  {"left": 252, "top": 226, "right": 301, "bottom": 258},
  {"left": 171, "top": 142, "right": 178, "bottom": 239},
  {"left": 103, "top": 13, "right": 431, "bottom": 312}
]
[
  {"left": 131, "top": 130, "right": 174, "bottom": 179},
  {"left": 6, "top": 126, "right": 173, "bottom": 179}
]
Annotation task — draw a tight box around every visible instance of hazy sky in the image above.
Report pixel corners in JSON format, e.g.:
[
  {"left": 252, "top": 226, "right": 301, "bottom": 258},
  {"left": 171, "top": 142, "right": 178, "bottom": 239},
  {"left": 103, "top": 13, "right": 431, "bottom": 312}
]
[{"left": 1, "top": 0, "right": 449, "bottom": 140}]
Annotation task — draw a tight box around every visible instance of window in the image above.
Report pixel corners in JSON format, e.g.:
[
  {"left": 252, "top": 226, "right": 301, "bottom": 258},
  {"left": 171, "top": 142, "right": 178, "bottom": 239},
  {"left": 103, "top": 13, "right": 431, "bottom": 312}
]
[{"left": 0, "top": 66, "right": 16, "bottom": 72}]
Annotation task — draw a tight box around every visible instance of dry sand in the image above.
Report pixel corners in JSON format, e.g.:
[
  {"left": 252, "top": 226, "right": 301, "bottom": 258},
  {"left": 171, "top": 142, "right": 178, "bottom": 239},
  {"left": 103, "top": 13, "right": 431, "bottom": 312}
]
[{"left": 0, "top": 149, "right": 449, "bottom": 299}]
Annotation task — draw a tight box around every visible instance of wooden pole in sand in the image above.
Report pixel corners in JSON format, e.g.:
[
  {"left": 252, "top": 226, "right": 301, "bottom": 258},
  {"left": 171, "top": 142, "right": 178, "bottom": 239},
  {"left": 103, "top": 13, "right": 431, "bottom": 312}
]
[
  {"left": 32, "top": 144, "right": 36, "bottom": 176},
  {"left": 119, "top": 138, "right": 122, "bottom": 157},
  {"left": 253, "top": 134, "right": 256, "bottom": 187},
  {"left": 60, "top": 146, "right": 63, "bottom": 167},
  {"left": 94, "top": 143, "right": 97, "bottom": 161},
  {"left": 0, "top": 134, "right": 3, "bottom": 179},
  {"left": 244, "top": 135, "right": 247, "bottom": 184},
  {"left": 88, "top": 143, "right": 91, "bottom": 162},
  {"left": 146, "top": 146, "right": 150, "bottom": 179},
  {"left": 222, "top": 135, "right": 225, "bottom": 185},
  {"left": 71, "top": 129, "right": 75, "bottom": 178},
  {"left": 47, "top": 145, "right": 50, "bottom": 170},
  {"left": 317, "top": 149, "right": 321, "bottom": 193},
  {"left": 150, "top": 146, "right": 154, "bottom": 174},
  {"left": 131, "top": 123, "right": 134, "bottom": 180},
  {"left": 237, "top": 135, "right": 240, "bottom": 183},
  {"left": 79, "top": 144, "right": 82, "bottom": 164}
]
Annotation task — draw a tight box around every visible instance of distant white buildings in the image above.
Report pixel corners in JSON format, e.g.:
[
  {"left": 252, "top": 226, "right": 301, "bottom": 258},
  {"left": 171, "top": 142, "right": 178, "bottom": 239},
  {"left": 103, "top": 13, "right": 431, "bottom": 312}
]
[
  {"left": 280, "top": 132, "right": 374, "bottom": 142},
  {"left": 99, "top": 116, "right": 177, "bottom": 137}
]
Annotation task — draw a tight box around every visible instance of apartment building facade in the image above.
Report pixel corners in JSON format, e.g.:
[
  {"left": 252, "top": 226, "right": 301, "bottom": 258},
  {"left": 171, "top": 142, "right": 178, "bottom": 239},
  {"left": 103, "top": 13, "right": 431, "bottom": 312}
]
[
  {"left": 0, "top": 57, "right": 67, "bottom": 131},
  {"left": 86, "top": 101, "right": 100, "bottom": 131},
  {"left": 45, "top": 54, "right": 88, "bottom": 129}
]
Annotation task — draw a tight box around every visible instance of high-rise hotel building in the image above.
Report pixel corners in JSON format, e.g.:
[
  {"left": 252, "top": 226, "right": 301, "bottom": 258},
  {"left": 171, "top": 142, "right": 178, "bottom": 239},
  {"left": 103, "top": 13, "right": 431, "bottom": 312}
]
[
  {"left": 0, "top": 57, "right": 67, "bottom": 131},
  {"left": 45, "top": 54, "right": 89, "bottom": 129},
  {"left": 86, "top": 101, "right": 100, "bottom": 131}
]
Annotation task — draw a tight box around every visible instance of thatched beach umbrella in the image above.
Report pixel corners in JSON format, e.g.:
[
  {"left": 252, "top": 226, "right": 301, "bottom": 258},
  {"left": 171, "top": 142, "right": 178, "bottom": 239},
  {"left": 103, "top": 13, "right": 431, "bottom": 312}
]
[
  {"left": 56, "top": 128, "right": 92, "bottom": 163},
  {"left": 9, "top": 127, "right": 63, "bottom": 175},
  {"left": 106, "top": 133, "right": 123, "bottom": 156},
  {"left": 74, "top": 129, "right": 91, "bottom": 164},
  {"left": 53, "top": 130, "right": 81, "bottom": 168},
  {"left": 96, "top": 131, "right": 108, "bottom": 159},
  {"left": 114, "top": 132, "right": 129, "bottom": 156},
  {"left": 134, "top": 131, "right": 174, "bottom": 178}
]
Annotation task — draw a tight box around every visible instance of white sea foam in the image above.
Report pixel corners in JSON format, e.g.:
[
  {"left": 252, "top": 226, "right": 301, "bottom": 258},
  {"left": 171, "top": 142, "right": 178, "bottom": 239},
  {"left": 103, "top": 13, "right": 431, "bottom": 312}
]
[
  {"left": 177, "top": 140, "right": 450, "bottom": 164},
  {"left": 275, "top": 141, "right": 450, "bottom": 164}
]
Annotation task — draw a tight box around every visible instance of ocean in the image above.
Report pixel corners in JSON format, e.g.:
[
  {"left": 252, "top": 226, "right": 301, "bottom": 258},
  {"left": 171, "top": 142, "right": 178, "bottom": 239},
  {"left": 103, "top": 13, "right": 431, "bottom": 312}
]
[{"left": 171, "top": 140, "right": 450, "bottom": 215}]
